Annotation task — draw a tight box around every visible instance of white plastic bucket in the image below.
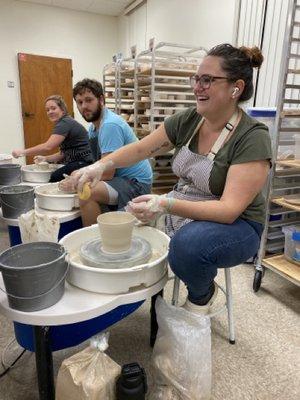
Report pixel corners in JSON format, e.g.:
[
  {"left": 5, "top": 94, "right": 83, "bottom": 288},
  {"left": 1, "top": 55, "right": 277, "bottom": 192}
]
[
  {"left": 282, "top": 225, "right": 300, "bottom": 262},
  {"left": 247, "top": 107, "right": 276, "bottom": 130}
]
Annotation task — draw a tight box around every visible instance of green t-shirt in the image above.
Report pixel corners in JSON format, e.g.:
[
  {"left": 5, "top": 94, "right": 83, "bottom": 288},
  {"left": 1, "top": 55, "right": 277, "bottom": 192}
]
[{"left": 164, "top": 107, "right": 272, "bottom": 224}]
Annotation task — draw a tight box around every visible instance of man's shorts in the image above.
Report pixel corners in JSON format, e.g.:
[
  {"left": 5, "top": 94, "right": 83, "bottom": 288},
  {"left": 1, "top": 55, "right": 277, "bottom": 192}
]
[{"left": 104, "top": 176, "right": 152, "bottom": 210}]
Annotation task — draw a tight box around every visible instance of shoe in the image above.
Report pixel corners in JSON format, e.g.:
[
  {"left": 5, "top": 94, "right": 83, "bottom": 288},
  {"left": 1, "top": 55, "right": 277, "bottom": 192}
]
[{"left": 182, "top": 282, "right": 218, "bottom": 315}]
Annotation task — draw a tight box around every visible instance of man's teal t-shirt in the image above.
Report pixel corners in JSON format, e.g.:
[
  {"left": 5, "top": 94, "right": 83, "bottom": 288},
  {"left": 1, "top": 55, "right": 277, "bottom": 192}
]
[{"left": 88, "top": 108, "right": 152, "bottom": 185}]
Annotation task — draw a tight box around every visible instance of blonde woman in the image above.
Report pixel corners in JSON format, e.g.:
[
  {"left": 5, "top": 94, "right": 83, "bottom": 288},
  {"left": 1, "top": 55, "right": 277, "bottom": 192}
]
[{"left": 12, "top": 95, "right": 93, "bottom": 182}]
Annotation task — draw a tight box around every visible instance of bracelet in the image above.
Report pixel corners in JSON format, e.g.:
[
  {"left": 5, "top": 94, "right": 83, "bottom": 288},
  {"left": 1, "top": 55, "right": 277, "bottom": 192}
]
[{"left": 165, "top": 198, "right": 176, "bottom": 213}]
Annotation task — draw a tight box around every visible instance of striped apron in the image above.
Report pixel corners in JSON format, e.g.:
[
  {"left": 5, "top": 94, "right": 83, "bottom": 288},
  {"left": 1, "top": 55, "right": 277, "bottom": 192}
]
[{"left": 165, "top": 109, "right": 239, "bottom": 237}]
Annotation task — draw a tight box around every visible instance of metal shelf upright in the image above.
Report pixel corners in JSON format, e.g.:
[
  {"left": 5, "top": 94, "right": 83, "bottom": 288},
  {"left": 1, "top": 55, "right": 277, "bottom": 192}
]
[
  {"left": 115, "top": 56, "right": 135, "bottom": 128},
  {"left": 103, "top": 62, "right": 117, "bottom": 112}
]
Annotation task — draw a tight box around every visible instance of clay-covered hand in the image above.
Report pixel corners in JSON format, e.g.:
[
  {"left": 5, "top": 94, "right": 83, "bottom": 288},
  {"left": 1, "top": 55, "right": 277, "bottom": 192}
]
[
  {"left": 126, "top": 194, "right": 175, "bottom": 223},
  {"left": 12, "top": 149, "right": 24, "bottom": 158},
  {"left": 34, "top": 155, "right": 47, "bottom": 164},
  {"left": 73, "top": 160, "right": 114, "bottom": 192},
  {"left": 58, "top": 175, "right": 76, "bottom": 193}
]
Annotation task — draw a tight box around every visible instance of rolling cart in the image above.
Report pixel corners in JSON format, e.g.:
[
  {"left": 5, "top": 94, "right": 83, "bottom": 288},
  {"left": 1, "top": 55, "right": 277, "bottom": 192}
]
[{"left": 254, "top": 0, "right": 300, "bottom": 291}]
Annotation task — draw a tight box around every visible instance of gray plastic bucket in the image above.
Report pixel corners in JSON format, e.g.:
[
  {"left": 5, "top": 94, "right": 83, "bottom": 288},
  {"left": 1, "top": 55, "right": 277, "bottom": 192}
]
[
  {"left": 0, "top": 164, "right": 21, "bottom": 185},
  {"left": 0, "top": 242, "right": 68, "bottom": 312},
  {"left": 0, "top": 185, "right": 34, "bottom": 219}
]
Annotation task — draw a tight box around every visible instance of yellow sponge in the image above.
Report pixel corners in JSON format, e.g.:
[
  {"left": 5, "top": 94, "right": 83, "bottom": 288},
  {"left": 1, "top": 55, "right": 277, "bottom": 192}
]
[{"left": 78, "top": 182, "right": 91, "bottom": 200}]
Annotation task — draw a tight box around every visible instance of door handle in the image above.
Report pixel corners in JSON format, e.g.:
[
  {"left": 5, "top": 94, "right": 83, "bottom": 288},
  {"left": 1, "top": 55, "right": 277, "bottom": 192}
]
[{"left": 24, "top": 112, "right": 35, "bottom": 117}]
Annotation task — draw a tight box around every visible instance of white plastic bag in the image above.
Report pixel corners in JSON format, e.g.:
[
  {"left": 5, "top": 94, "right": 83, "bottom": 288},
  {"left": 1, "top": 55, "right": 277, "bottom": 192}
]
[
  {"left": 149, "top": 296, "right": 212, "bottom": 400},
  {"left": 55, "top": 332, "right": 121, "bottom": 400},
  {"left": 19, "top": 209, "right": 60, "bottom": 243}
]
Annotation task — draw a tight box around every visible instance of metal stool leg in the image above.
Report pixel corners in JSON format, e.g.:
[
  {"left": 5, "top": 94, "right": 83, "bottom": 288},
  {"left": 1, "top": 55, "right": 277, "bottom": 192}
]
[
  {"left": 224, "top": 268, "right": 235, "bottom": 344},
  {"left": 171, "top": 270, "right": 236, "bottom": 344},
  {"left": 171, "top": 276, "right": 180, "bottom": 306}
]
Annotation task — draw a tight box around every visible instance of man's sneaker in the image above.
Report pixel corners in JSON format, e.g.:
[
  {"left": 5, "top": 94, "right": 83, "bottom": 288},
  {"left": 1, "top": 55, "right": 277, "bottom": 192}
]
[{"left": 182, "top": 282, "right": 218, "bottom": 315}]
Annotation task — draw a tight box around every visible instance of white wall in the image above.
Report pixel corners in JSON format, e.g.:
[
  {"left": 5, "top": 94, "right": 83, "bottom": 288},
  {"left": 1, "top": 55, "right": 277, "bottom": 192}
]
[
  {"left": 1, "top": 0, "right": 290, "bottom": 158},
  {"left": 0, "top": 0, "right": 118, "bottom": 155},
  {"left": 118, "top": 0, "right": 237, "bottom": 57},
  {"left": 118, "top": 0, "right": 292, "bottom": 107},
  {"left": 237, "top": 0, "right": 290, "bottom": 107}
]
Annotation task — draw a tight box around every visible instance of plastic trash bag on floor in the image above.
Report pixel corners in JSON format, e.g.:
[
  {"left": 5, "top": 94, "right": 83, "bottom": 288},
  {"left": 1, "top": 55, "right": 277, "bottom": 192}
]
[
  {"left": 149, "top": 296, "right": 212, "bottom": 400},
  {"left": 55, "top": 332, "right": 121, "bottom": 400},
  {"left": 19, "top": 209, "right": 59, "bottom": 243}
]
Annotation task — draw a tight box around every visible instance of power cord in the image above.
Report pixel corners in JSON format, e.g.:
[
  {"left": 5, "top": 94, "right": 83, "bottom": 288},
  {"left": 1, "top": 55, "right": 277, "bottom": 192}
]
[
  {"left": 0, "top": 349, "right": 26, "bottom": 378},
  {"left": 0, "top": 338, "right": 27, "bottom": 379}
]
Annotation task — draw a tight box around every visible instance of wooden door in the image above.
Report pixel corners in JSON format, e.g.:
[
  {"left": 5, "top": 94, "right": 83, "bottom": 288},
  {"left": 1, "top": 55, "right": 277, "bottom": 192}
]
[{"left": 18, "top": 54, "right": 73, "bottom": 164}]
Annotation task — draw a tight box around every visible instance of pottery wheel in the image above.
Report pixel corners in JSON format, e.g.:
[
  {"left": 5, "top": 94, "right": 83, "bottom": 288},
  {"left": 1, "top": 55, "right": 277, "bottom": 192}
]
[{"left": 80, "top": 236, "right": 152, "bottom": 269}]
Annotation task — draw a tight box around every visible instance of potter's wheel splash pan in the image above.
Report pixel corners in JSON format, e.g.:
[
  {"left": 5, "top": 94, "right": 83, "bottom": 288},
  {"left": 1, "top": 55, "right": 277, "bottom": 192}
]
[
  {"left": 80, "top": 237, "right": 152, "bottom": 269},
  {"left": 35, "top": 183, "right": 79, "bottom": 211},
  {"left": 59, "top": 225, "right": 170, "bottom": 294}
]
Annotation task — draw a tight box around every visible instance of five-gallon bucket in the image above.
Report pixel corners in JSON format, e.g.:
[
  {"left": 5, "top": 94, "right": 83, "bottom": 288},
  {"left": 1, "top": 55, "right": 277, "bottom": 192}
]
[
  {"left": 0, "top": 164, "right": 21, "bottom": 185},
  {"left": 0, "top": 242, "right": 68, "bottom": 312},
  {"left": 0, "top": 185, "right": 34, "bottom": 219}
]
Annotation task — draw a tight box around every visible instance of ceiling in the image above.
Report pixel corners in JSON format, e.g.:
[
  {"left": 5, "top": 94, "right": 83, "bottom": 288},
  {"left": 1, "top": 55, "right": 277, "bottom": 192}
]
[{"left": 18, "top": 0, "right": 135, "bottom": 16}]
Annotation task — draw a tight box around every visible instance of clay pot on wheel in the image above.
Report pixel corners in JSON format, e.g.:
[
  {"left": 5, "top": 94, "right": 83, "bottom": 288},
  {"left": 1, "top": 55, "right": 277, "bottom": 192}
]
[{"left": 97, "top": 211, "right": 136, "bottom": 254}]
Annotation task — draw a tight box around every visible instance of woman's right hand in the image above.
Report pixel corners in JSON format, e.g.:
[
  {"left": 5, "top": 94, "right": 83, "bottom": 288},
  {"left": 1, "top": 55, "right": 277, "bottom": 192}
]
[
  {"left": 12, "top": 149, "right": 24, "bottom": 158},
  {"left": 34, "top": 155, "right": 47, "bottom": 164}
]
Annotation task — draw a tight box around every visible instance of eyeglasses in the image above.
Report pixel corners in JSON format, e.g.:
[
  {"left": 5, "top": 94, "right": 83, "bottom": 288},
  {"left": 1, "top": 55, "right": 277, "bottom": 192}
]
[{"left": 190, "top": 74, "right": 231, "bottom": 89}]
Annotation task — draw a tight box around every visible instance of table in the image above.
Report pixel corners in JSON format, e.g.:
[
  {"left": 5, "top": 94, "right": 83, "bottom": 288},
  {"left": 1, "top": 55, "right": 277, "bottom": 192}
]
[{"left": 0, "top": 274, "right": 167, "bottom": 400}]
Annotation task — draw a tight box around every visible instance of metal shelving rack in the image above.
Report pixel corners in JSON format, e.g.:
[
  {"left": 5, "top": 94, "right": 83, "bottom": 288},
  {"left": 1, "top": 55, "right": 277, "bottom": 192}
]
[
  {"left": 254, "top": 0, "right": 300, "bottom": 291},
  {"left": 103, "top": 55, "right": 135, "bottom": 126},
  {"left": 134, "top": 42, "right": 207, "bottom": 193},
  {"left": 116, "top": 57, "right": 135, "bottom": 128},
  {"left": 103, "top": 62, "right": 117, "bottom": 112}
]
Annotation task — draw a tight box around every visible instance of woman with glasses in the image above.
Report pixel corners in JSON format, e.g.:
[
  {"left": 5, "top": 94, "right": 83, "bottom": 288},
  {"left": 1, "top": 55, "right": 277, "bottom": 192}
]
[
  {"left": 72, "top": 43, "right": 272, "bottom": 314},
  {"left": 12, "top": 95, "right": 93, "bottom": 182}
]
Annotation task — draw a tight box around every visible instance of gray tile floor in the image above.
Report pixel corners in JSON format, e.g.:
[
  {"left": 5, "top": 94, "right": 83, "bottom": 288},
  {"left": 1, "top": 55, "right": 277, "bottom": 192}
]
[{"left": 0, "top": 220, "right": 299, "bottom": 399}]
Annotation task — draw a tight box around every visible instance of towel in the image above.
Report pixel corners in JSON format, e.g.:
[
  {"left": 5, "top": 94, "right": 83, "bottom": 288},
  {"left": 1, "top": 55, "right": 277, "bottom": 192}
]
[{"left": 19, "top": 209, "right": 60, "bottom": 243}]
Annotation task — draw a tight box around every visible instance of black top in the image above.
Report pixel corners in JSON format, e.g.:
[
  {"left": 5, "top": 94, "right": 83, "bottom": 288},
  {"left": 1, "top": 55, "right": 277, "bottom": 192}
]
[{"left": 53, "top": 115, "right": 93, "bottom": 163}]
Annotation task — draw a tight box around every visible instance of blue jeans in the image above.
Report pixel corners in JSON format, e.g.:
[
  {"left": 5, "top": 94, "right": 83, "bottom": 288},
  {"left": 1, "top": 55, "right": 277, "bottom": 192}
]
[{"left": 168, "top": 218, "right": 263, "bottom": 303}]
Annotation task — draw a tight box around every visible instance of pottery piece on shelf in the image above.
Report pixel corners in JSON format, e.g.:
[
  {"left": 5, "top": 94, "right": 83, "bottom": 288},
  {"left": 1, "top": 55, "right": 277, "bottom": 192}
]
[
  {"left": 283, "top": 195, "right": 300, "bottom": 206},
  {"left": 121, "top": 113, "right": 129, "bottom": 121}
]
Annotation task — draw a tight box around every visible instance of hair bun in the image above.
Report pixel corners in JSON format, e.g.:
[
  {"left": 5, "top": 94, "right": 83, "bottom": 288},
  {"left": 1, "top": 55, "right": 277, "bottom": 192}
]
[{"left": 239, "top": 46, "right": 264, "bottom": 69}]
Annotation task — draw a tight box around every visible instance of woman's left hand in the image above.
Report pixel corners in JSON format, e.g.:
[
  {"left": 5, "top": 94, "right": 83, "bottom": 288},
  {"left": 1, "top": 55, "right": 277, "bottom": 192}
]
[
  {"left": 58, "top": 176, "right": 76, "bottom": 193},
  {"left": 34, "top": 155, "right": 47, "bottom": 164},
  {"left": 126, "top": 194, "right": 175, "bottom": 223},
  {"left": 12, "top": 149, "right": 24, "bottom": 158}
]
